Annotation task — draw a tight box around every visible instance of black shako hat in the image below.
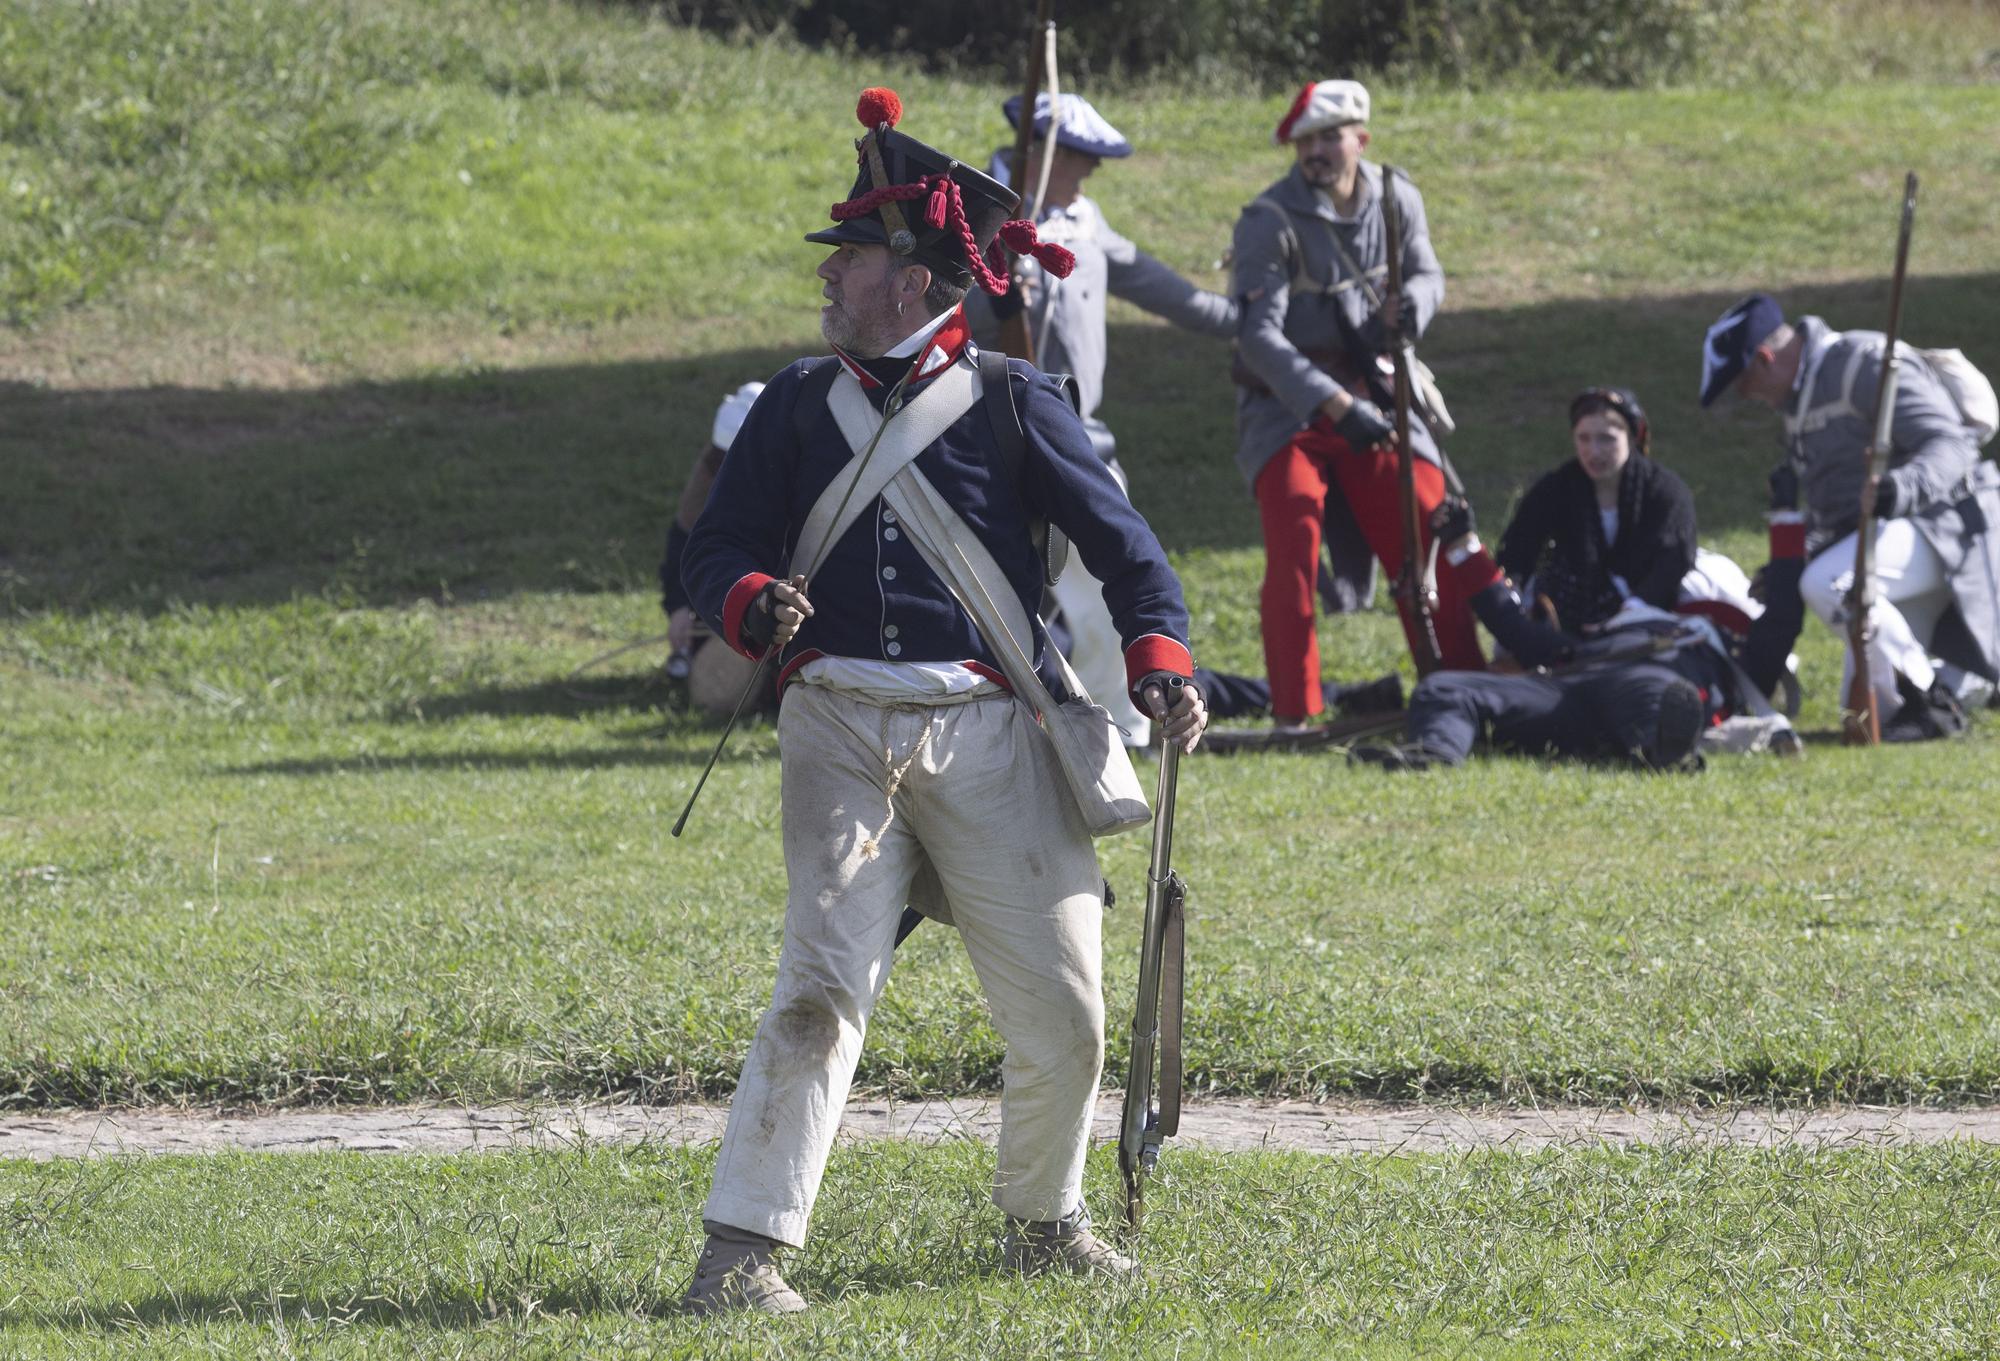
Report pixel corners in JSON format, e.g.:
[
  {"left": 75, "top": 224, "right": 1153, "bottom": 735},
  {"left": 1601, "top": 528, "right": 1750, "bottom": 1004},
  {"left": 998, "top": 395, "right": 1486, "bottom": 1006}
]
[{"left": 808, "top": 87, "right": 1070, "bottom": 293}]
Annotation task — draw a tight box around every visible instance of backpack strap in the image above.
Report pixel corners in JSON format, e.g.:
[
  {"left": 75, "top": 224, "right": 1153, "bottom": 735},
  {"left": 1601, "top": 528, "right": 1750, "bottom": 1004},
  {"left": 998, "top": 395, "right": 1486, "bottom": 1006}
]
[
  {"left": 790, "top": 356, "right": 842, "bottom": 447},
  {"left": 979, "top": 349, "right": 1072, "bottom": 586}
]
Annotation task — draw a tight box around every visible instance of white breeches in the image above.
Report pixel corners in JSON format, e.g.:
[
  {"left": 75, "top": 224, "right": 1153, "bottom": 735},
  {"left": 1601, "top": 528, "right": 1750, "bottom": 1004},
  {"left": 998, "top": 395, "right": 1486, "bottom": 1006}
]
[
  {"left": 704, "top": 682, "right": 1106, "bottom": 1247},
  {"left": 1799, "top": 519, "right": 1951, "bottom": 716}
]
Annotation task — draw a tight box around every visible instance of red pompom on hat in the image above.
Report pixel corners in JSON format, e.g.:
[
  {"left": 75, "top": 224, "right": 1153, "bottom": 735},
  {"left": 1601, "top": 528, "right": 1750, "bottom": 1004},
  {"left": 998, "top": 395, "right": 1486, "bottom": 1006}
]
[
  {"left": 998, "top": 219, "right": 1075, "bottom": 278},
  {"left": 856, "top": 87, "right": 902, "bottom": 130},
  {"left": 998, "top": 221, "right": 1039, "bottom": 255}
]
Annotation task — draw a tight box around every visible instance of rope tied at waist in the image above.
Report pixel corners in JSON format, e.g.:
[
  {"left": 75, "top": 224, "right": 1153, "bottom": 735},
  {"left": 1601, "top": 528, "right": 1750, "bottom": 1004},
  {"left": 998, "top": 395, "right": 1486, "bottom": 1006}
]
[{"left": 859, "top": 705, "right": 939, "bottom": 861}]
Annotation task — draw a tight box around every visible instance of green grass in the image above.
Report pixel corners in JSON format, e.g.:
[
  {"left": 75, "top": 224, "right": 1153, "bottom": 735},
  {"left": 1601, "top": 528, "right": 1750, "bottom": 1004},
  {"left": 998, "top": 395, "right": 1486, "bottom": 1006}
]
[
  {"left": 4, "top": 630, "right": 1997, "bottom": 1109},
  {"left": 4, "top": 1141, "right": 1998, "bottom": 1357},
  {"left": 3, "top": 4, "right": 2000, "bottom": 1111}
]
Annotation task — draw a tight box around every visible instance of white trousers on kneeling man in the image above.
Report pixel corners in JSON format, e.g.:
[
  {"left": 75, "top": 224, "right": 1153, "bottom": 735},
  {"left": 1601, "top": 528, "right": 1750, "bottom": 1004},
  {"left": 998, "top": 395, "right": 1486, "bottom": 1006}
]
[
  {"left": 703, "top": 681, "right": 1107, "bottom": 1248},
  {"left": 1799, "top": 518, "right": 1951, "bottom": 718}
]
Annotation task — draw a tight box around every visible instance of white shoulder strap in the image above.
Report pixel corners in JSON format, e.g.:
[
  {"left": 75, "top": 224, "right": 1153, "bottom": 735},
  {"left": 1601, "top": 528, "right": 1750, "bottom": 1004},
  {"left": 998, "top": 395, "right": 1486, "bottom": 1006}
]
[
  {"left": 790, "top": 357, "right": 982, "bottom": 580},
  {"left": 1788, "top": 341, "right": 1870, "bottom": 441}
]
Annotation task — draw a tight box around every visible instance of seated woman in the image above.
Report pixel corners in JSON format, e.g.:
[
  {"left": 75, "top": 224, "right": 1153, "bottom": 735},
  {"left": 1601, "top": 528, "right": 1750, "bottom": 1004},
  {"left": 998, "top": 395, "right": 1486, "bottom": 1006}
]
[{"left": 1496, "top": 387, "right": 1697, "bottom": 634}]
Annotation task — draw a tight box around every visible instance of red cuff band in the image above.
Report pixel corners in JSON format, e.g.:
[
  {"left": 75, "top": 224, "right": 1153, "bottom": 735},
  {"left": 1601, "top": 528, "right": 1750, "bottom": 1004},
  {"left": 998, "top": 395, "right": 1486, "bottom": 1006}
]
[
  {"left": 1123, "top": 634, "right": 1194, "bottom": 695},
  {"left": 1768, "top": 519, "right": 1806, "bottom": 560},
  {"left": 1446, "top": 546, "right": 1505, "bottom": 596},
  {"left": 721, "top": 572, "right": 777, "bottom": 659}
]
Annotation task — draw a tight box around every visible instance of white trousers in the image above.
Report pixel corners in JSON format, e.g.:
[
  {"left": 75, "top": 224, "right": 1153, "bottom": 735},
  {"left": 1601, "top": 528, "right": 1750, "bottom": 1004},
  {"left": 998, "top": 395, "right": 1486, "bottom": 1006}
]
[
  {"left": 1799, "top": 519, "right": 1951, "bottom": 717},
  {"left": 704, "top": 683, "right": 1107, "bottom": 1248}
]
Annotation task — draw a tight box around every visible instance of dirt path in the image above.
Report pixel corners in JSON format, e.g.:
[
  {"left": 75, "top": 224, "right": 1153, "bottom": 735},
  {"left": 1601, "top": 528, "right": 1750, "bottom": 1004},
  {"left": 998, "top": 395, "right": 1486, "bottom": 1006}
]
[{"left": 6, "top": 1097, "right": 2000, "bottom": 1162}]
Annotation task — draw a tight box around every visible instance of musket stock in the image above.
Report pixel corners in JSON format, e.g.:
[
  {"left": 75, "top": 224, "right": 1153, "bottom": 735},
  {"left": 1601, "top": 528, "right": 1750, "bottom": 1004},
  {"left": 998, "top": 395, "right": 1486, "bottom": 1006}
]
[
  {"left": 997, "top": 0, "right": 1055, "bottom": 362},
  {"left": 1842, "top": 171, "right": 1919, "bottom": 746},
  {"left": 1380, "top": 166, "right": 1443, "bottom": 677},
  {"left": 1119, "top": 678, "right": 1187, "bottom": 1237}
]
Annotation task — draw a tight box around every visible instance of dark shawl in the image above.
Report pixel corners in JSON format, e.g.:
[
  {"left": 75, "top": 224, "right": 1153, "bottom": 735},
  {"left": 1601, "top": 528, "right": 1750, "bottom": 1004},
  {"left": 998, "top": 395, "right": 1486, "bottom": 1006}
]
[{"left": 1496, "top": 455, "right": 1698, "bottom": 632}]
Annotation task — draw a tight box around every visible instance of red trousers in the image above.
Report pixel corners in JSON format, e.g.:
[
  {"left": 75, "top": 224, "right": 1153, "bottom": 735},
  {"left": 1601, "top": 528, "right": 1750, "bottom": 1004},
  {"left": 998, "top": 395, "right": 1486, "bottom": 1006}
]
[{"left": 1254, "top": 425, "right": 1486, "bottom": 720}]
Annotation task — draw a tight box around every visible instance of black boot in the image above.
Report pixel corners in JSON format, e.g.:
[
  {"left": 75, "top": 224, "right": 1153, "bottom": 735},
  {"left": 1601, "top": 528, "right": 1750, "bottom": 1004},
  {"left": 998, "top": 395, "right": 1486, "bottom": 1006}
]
[
  {"left": 1882, "top": 675, "right": 1970, "bottom": 743},
  {"left": 1640, "top": 679, "right": 1706, "bottom": 770},
  {"left": 1327, "top": 673, "right": 1404, "bottom": 716},
  {"left": 1348, "top": 740, "right": 1453, "bottom": 771}
]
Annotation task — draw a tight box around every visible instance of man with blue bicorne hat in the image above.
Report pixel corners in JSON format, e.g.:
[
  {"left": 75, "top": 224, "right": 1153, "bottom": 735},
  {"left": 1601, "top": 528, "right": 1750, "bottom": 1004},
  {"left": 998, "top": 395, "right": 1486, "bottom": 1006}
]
[
  {"left": 678, "top": 85, "right": 1208, "bottom": 1316},
  {"left": 968, "top": 90, "right": 1238, "bottom": 745},
  {"left": 1699, "top": 291, "right": 1998, "bottom": 740}
]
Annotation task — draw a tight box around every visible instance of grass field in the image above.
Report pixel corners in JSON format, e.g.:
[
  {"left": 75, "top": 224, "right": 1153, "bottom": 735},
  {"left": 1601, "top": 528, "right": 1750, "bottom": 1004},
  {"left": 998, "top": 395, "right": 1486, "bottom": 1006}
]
[
  {"left": 5, "top": 4, "right": 1998, "bottom": 1111},
  {"left": 4, "top": 4, "right": 2000, "bottom": 1352},
  {"left": 5, "top": 1141, "right": 1999, "bottom": 1357}
]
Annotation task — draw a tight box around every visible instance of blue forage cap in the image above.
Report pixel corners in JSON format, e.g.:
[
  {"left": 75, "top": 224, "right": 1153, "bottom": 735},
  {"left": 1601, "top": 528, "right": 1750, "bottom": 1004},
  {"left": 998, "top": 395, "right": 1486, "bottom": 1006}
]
[
  {"left": 1002, "top": 92, "right": 1133, "bottom": 160},
  {"left": 1699, "top": 293, "right": 1786, "bottom": 407}
]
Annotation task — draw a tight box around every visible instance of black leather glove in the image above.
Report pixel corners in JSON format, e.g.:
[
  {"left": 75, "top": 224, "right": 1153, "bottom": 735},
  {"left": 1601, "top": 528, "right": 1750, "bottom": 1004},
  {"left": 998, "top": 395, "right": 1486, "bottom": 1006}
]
[
  {"left": 739, "top": 582, "right": 779, "bottom": 648},
  {"left": 1767, "top": 462, "right": 1800, "bottom": 512},
  {"left": 1429, "top": 496, "right": 1475, "bottom": 545},
  {"left": 1333, "top": 398, "right": 1394, "bottom": 448},
  {"left": 1872, "top": 475, "right": 1903, "bottom": 519},
  {"left": 1135, "top": 670, "right": 1190, "bottom": 715}
]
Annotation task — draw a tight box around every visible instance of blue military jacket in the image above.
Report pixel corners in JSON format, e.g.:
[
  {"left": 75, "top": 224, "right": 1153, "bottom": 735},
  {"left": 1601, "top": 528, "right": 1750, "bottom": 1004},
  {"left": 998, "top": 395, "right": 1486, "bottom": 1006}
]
[{"left": 681, "top": 307, "right": 1194, "bottom": 698}]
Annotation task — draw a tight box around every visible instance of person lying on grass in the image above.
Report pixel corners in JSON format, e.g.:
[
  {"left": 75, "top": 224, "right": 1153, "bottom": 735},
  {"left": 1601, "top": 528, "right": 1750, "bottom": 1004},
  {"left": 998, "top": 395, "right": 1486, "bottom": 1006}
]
[{"left": 1351, "top": 492, "right": 1806, "bottom": 771}]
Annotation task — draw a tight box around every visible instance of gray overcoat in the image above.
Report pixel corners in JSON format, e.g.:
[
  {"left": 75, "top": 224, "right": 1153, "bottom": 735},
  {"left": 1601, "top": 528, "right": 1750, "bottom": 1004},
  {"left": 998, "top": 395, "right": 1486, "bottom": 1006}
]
[
  {"left": 1230, "top": 161, "right": 1445, "bottom": 607},
  {"left": 966, "top": 193, "right": 1236, "bottom": 462},
  {"left": 1784, "top": 315, "right": 2000, "bottom": 681}
]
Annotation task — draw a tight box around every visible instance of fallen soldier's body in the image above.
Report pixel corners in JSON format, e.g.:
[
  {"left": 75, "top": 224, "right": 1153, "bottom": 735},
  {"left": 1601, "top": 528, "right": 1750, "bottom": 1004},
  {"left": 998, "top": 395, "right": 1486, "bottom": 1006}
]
[{"left": 1353, "top": 499, "right": 1806, "bottom": 770}]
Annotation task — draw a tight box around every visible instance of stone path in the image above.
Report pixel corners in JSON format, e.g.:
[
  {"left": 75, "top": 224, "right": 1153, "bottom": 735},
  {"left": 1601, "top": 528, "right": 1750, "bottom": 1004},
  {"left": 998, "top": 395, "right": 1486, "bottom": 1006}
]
[{"left": 5, "top": 1096, "right": 1999, "bottom": 1161}]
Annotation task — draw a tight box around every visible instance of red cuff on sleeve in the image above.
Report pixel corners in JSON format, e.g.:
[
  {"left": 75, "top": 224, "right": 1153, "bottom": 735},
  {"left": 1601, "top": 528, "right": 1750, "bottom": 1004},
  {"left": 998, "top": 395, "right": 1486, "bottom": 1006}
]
[
  {"left": 1768, "top": 512, "right": 1806, "bottom": 561},
  {"left": 721, "top": 572, "right": 777, "bottom": 659},
  {"left": 1123, "top": 633, "right": 1194, "bottom": 696},
  {"left": 1445, "top": 545, "right": 1504, "bottom": 596}
]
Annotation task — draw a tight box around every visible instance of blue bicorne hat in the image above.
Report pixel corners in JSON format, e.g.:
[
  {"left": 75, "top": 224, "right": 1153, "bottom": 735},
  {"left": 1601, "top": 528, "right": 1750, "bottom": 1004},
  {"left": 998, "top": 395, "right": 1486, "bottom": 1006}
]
[
  {"left": 1699, "top": 293, "right": 1786, "bottom": 407},
  {"left": 1002, "top": 92, "right": 1133, "bottom": 161}
]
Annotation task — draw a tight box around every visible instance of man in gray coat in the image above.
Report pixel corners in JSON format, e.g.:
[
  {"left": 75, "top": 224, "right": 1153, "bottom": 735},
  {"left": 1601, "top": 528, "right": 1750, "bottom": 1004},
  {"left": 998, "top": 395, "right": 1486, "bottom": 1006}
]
[
  {"left": 970, "top": 92, "right": 1238, "bottom": 743},
  {"left": 1700, "top": 292, "right": 1998, "bottom": 740},
  {"left": 1231, "top": 79, "right": 1484, "bottom": 730}
]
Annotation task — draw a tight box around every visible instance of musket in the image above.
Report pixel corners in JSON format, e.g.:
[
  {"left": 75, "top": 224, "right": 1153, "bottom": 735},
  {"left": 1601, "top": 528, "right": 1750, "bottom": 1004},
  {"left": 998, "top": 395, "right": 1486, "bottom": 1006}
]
[
  {"left": 673, "top": 371, "right": 912, "bottom": 836},
  {"left": 1379, "top": 166, "right": 1444, "bottom": 677},
  {"left": 1118, "top": 677, "right": 1187, "bottom": 1238},
  {"left": 997, "top": 0, "right": 1055, "bottom": 362},
  {"left": 1842, "top": 171, "right": 1919, "bottom": 747}
]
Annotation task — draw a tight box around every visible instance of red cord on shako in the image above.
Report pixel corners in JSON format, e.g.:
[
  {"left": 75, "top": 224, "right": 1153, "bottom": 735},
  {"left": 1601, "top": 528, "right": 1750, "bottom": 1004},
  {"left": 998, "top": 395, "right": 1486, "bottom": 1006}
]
[{"left": 828, "top": 86, "right": 1074, "bottom": 295}]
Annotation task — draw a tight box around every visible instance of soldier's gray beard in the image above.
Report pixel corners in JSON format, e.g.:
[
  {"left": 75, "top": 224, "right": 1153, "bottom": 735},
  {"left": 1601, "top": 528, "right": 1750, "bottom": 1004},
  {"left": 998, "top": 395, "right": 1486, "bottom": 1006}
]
[{"left": 819, "top": 282, "right": 899, "bottom": 357}]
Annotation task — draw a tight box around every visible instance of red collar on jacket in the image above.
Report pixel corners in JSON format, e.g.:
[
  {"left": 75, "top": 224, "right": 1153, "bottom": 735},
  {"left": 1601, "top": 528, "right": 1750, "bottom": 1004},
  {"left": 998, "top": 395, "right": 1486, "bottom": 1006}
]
[{"left": 830, "top": 306, "right": 972, "bottom": 390}]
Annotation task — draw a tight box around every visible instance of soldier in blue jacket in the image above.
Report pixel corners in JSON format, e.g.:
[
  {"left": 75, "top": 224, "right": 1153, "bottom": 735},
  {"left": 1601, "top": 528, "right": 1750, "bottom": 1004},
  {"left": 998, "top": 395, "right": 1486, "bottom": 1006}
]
[{"left": 678, "top": 87, "right": 1206, "bottom": 1315}]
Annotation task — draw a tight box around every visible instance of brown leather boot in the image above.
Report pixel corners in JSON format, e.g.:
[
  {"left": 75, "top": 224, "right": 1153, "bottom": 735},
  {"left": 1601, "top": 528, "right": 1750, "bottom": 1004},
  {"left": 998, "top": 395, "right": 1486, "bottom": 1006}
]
[
  {"left": 999, "top": 1206, "right": 1137, "bottom": 1278},
  {"left": 681, "top": 1221, "right": 808, "bottom": 1316}
]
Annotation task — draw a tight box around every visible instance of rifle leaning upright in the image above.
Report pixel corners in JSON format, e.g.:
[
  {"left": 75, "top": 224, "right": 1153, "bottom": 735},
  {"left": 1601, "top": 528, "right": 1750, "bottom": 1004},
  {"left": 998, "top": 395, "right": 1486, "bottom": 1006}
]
[
  {"left": 1118, "top": 678, "right": 1188, "bottom": 1238},
  {"left": 996, "top": 0, "right": 1055, "bottom": 363},
  {"left": 1379, "top": 166, "right": 1444, "bottom": 677},
  {"left": 1842, "top": 171, "right": 1920, "bottom": 746}
]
